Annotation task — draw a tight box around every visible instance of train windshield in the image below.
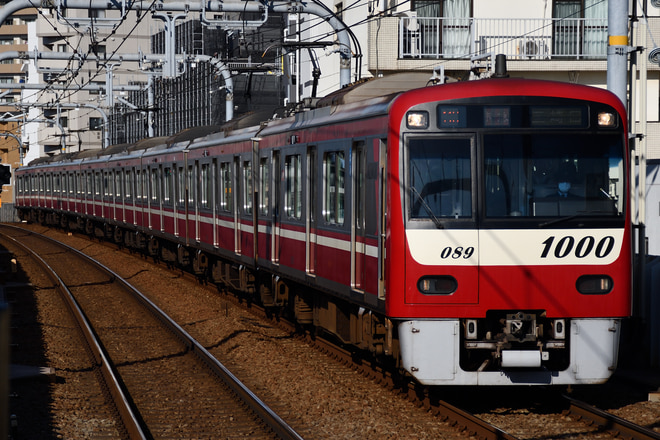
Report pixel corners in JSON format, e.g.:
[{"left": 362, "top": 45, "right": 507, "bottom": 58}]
[
  {"left": 407, "top": 132, "right": 625, "bottom": 223},
  {"left": 484, "top": 133, "right": 624, "bottom": 218}
]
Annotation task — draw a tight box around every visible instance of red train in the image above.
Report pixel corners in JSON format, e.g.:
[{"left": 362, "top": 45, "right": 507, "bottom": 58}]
[{"left": 15, "top": 74, "right": 631, "bottom": 385}]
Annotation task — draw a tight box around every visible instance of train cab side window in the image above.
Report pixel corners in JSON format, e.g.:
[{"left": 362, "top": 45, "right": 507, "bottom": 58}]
[
  {"left": 243, "top": 160, "right": 252, "bottom": 214},
  {"left": 220, "top": 162, "right": 232, "bottom": 212},
  {"left": 285, "top": 154, "right": 302, "bottom": 219},
  {"left": 323, "top": 151, "right": 345, "bottom": 225},
  {"left": 409, "top": 138, "right": 472, "bottom": 219}
]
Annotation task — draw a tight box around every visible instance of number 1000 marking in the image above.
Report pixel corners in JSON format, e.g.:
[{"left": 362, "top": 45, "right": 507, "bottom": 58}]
[{"left": 541, "top": 235, "right": 615, "bottom": 259}]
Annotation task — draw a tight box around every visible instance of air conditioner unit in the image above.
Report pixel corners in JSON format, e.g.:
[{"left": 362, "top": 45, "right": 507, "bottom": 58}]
[
  {"left": 524, "top": 40, "right": 539, "bottom": 55},
  {"left": 519, "top": 39, "right": 547, "bottom": 59}
]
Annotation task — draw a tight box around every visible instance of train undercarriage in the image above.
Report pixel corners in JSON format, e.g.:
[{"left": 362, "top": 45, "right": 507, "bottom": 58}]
[{"left": 20, "top": 209, "right": 398, "bottom": 366}]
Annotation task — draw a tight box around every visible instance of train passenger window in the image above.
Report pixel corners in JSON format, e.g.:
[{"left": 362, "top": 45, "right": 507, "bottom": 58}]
[
  {"left": 163, "top": 167, "right": 172, "bottom": 204},
  {"left": 95, "top": 172, "right": 102, "bottom": 197},
  {"left": 219, "top": 162, "right": 232, "bottom": 212},
  {"left": 136, "top": 170, "right": 142, "bottom": 201},
  {"left": 187, "top": 165, "right": 195, "bottom": 206},
  {"left": 285, "top": 154, "right": 302, "bottom": 219},
  {"left": 201, "top": 164, "right": 210, "bottom": 209},
  {"left": 323, "top": 151, "right": 345, "bottom": 225},
  {"left": 176, "top": 167, "right": 185, "bottom": 207},
  {"left": 409, "top": 138, "right": 472, "bottom": 219},
  {"left": 114, "top": 171, "right": 121, "bottom": 198},
  {"left": 86, "top": 173, "right": 93, "bottom": 197},
  {"left": 125, "top": 170, "right": 132, "bottom": 199},
  {"left": 259, "top": 157, "right": 269, "bottom": 215},
  {"left": 243, "top": 161, "right": 252, "bottom": 214},
  {"left": 151, "top": 168, "right": 160, "bottom": 203}
]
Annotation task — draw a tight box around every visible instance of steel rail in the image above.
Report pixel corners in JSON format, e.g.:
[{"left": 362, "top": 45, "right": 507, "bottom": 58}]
[
  {"left": 0, "top": 226, "right": 147, "bottom": 440},
  {"left": 1, "top": 225, "right": 305, "bottom": 440},
  {"left": 565, "top": 395, "right": 660, "bottom": 440}
]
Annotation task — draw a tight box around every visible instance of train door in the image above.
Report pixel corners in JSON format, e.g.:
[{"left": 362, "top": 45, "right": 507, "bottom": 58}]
[
  {"left": 217, "top": 160, "right": 233, "bottom": 249},
  {"left": 270, "top": 151, "right": 280, "bottom": 263},
  {"left": 199, "top": 160, "right": 213, "bottom": 243},
  {"left": 240, "top": 155, "right": 253, "bottom": 257},
  {"left": 306, "top": 146, "right": 317, "bottom": 275},
  {"left": 188, "top": 161, "right": 197, "bottom": 243},
  {"left": 174, "top": 163, "right": 185, "bottom": 237},
  {"left": 378, "top": 139, "right": 387, "bottom": 300},
  {"left": 233, "top": 157, "right": 241, "bottom": 254},
  {"left": 153, "top": 166, "right": 163, "bottom": 231},
  {"left": 125, "top": 168, "right": 135, "bottom": 225},
  {"left": 351, "top": 141, "right": 366, "bottom": 291},
  {"left": 135, "top": 168, "right": 141, "bottom": 226},
  {"left": 162, "top": 164, "right": 174, "bottom": 234}
]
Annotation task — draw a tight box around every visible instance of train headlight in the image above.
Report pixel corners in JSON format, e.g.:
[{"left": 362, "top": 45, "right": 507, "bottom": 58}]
[
  {"left": 597, "top": 112, "right": 616, "bottom": 127},
  {"left": 417, "top": 275, "right": 457, "bottom": 295},
  {"left": 407, "top": 111, "right": 429, "bottom": 129},
  {"left": 576, "top": 275, "right": 613, "bottom": 294}
]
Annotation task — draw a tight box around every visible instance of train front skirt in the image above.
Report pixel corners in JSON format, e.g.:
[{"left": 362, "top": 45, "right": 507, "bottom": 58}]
[{"left": 398, "top": 318, "right": 620, "bottom": 385}]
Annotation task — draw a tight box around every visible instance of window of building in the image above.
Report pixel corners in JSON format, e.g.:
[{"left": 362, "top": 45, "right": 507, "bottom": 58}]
[{"left": 553, "top": 0, "right": 607, "bottom": 58}]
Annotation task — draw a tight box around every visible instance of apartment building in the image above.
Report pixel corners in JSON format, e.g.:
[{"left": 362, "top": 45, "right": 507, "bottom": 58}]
[
  {"left": 22, "top": 7, "right": 152, "bottom": 162},
  {"left": 0, "top": 2, "right": 36, "bottom": 218}
]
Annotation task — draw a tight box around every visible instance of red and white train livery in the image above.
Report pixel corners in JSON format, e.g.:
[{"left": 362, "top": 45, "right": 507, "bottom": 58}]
[{"left": 15, "top": 74, "right": 631, "bottom": 385}]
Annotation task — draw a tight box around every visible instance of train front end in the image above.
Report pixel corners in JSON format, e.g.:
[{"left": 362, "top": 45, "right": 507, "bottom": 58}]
[{"left": 387, "top": 79, "right": 631, "bottom": 385}]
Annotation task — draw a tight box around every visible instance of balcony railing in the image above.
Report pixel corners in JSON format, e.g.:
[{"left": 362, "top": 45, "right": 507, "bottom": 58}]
[{"left": 399, "top": 17, "right": 608, "bottom": 60}]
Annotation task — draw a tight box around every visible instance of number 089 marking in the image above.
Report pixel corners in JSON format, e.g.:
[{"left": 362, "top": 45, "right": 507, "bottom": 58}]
[
  {"left": 541, "top": 235, "right": 615, "bottom": 259},
  {"left": 440, "top": 246, "right": 475, "bottom": 259}
]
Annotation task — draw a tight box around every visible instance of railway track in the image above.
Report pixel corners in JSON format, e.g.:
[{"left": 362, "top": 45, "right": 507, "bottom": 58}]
[
  {"left": 564, "top": 395, "right": 660, "bottom": 440},
  {"left": 6, "top": 222, "right": 660, "bottom": 439},
  {"left": 1, "top": 224, "right": 303, "bottom": 440}
]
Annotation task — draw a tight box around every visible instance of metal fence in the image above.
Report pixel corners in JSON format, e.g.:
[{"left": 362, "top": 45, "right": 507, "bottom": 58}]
[{"left": 399, "top": 17, "right": 608, "bottom": 60}]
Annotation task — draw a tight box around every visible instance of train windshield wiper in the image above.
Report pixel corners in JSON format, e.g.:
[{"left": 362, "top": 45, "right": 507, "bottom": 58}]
[{"left": 411, "top": 186, "right": 444, "bottom": 229}]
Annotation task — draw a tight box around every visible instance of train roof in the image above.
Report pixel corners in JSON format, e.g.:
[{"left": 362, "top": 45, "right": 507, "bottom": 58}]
[
  {"left": 21, "top": 74, "right": 625, "bottom": 170},
  {"left": 315, "top": 72, "right": 440, "bottom": 107}
]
